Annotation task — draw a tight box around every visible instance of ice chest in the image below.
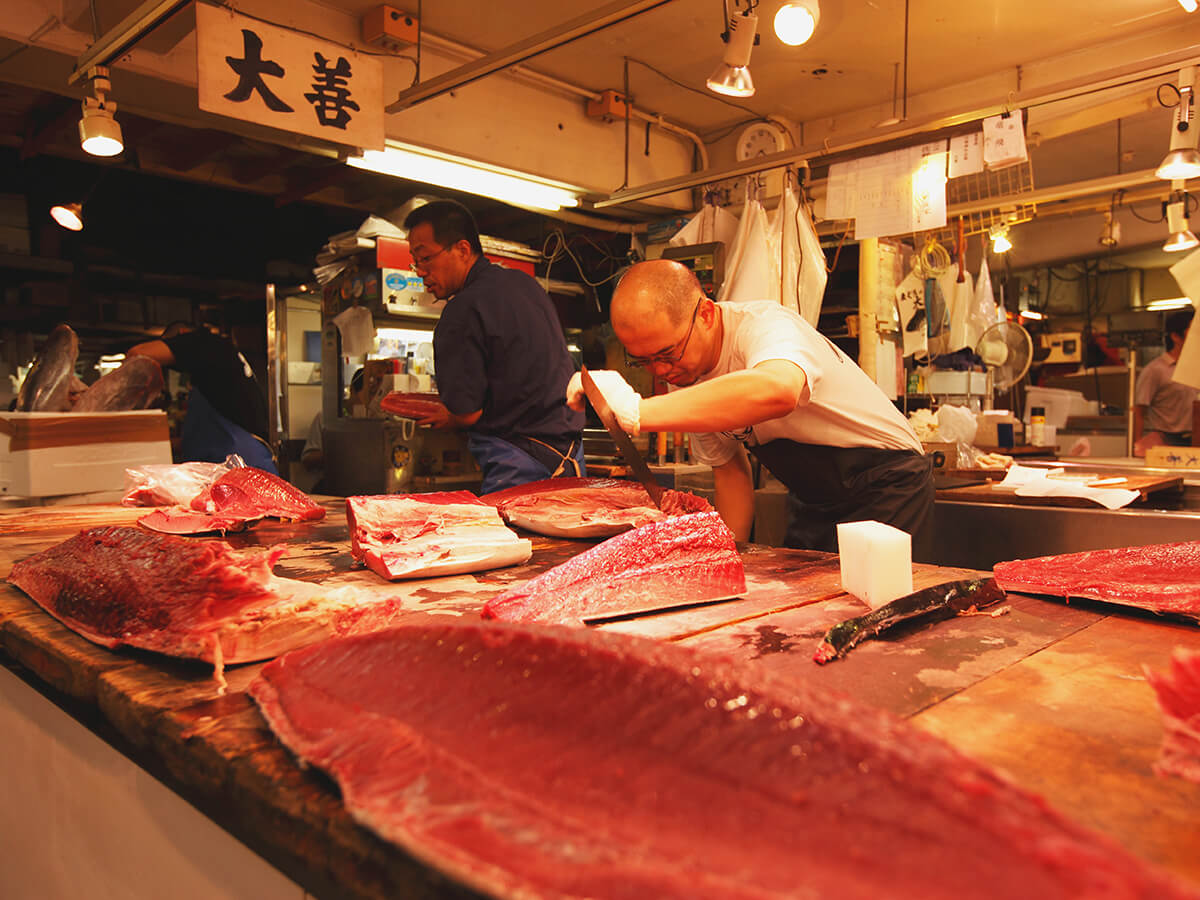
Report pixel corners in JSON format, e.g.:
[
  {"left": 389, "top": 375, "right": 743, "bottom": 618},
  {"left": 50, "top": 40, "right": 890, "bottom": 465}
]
[{"left": 0, "top": 410, "right": 171, "bottom": 497}]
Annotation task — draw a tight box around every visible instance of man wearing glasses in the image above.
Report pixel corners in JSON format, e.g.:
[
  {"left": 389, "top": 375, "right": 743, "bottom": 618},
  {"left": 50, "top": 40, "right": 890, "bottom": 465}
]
[
  {"left": 568, "top": 259, "right": 932, "bottom": 553},
  {"left": 403, "top": 199, "right": 585, "bottom": 493}
]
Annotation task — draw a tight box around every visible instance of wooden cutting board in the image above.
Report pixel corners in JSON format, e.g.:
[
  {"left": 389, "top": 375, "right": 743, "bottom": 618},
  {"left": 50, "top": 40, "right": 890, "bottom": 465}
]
[{"left": 936, "top": 472, "right": 1183, "bottom": 507}]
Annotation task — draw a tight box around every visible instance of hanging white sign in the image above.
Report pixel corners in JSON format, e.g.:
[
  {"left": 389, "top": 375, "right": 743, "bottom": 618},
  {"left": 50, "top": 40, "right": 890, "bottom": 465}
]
[
  {"left": 948, "top": 132, "right": 984, "bottom": 178},
  {"left": 196, "top": 3, "right": 384, "bottom": 151},
  {"left": 982, "top": 113, "right": 1028, "bottom": 169}
]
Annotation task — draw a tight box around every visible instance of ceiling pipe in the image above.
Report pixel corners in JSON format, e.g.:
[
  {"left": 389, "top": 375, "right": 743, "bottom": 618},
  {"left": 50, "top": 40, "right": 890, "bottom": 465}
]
[
  {"left": 419, "top": 31, "right": 709, "bottom": 169},
  {"left": 385, "top": 0, "right": 673, "bottom": 112}
]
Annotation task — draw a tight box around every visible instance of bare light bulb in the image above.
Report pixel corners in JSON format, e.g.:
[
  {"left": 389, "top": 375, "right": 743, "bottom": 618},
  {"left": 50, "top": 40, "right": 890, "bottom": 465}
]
[{"left": 774, "top": 1, "right": 819, "bottom": 46}]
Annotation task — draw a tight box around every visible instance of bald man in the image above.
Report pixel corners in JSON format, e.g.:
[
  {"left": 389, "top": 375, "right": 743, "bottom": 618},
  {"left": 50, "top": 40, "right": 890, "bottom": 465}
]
[{"left": 568, "top": 259, "right": 932, "bottom": 552}]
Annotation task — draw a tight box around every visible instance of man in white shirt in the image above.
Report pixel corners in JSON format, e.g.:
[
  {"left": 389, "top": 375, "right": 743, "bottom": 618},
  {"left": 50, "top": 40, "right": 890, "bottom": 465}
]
[
  {"left": 567, "top": 259, "right": 932, "bottom": 552},
  {"left": 1133, "top": 308, "right": 1197, "bottom": 456}
]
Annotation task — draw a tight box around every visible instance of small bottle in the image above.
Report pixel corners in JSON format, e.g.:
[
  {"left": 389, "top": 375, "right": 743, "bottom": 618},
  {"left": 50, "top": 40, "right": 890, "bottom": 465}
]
[{"left": 1029, "top": 406, "right": 1046, "bottom": 446}]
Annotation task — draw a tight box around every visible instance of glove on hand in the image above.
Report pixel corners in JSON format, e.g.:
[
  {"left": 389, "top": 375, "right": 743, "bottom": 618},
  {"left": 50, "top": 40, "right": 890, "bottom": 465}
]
[{"left": 565, "top": 369, "right": 642, "bottom": 436}]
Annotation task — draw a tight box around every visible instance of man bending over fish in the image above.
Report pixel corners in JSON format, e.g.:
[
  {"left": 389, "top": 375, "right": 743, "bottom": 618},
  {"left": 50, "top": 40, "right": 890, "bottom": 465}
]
[{"left": 567, "top": 259, "right": 932, "bottom": 554}]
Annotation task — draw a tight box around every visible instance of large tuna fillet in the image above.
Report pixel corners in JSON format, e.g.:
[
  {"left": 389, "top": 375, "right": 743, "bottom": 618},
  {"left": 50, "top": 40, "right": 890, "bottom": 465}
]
[
  {"left": 73, "top": 355, "right": 164, "bottom": 412},
  {"left": 6, "top": 526, "right": 402, "bottom": 683},
  {"left": 141, "top": 466, "right": 325, "bottom": 535},
  {"left": 483, "top": 511, "right": 744, "bottom": 625},
  {"left": 1146, "top": 648, "right": 1200, "bottom": 784},
  {"left": 482, "top": 476, "right": 713, "bottom": 538},
  {"left": 347, "top": 491, "right": 531, "bottom": 581},
  {"left": 380, "top": 392, "right": 446, "bottom": 419},
  {"left": 17, "top": 323, "right": 79, "bottom": 412},
  {"left": 248, "top": 619, "right": 1199, "bottom": 900},
  {"left": 993, "top": 541, "right": 1200, "bottom": 618}
]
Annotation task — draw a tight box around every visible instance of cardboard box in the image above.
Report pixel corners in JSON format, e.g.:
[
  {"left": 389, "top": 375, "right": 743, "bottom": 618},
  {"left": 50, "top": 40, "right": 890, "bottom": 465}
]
[
  {"left": 0, "top": 411, "right": 171, "bottom": 497},
  {"left": 922, "top": 441, "right": 958, "bottom": 470}
]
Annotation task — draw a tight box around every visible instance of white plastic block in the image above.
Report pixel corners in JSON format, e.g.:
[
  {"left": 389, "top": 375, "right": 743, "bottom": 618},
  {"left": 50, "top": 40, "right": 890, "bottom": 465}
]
[{"left": 836, "top": 520, "right": 913, "bottom": 610}]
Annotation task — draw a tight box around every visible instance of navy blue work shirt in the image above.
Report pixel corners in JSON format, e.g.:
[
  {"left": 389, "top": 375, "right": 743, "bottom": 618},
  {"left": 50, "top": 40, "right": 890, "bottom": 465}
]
[{"left": 433, "top": 256, "right": 583, "bottom": 451}]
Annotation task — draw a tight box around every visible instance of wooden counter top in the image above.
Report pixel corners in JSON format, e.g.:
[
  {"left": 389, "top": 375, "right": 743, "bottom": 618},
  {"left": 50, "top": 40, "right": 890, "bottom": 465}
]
[{"left": 2, "top": 500, "right": 1198, "bottom": 897}]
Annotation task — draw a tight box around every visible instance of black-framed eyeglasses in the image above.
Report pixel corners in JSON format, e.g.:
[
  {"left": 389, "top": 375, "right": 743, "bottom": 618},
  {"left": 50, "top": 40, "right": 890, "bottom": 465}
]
[
  {"left": 411, "top": 246, "right": 448, "bottom": 271},
  {"left": 624, "top": 297, "right": 704, "bottom": 369}
]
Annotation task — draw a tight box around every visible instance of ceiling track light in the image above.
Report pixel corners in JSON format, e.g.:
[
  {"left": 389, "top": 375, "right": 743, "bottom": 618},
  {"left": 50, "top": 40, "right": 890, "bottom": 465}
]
[
  {"left": 1164, "top": 185, "right": 1200, "bottom": 252},
  {"left": 774, "top": 0, "right": 819, "bottom": 46},
  {"left": 1180, "top": 0, "right": 1198, "bottom": 12},
  {"left": 1156, "top": 65, "right": 1200, "bottom": 180},
  {"left": 707, "top": 9, "right": 759, "bottom": 98},
  {"left": 50, "top": 202, "right": 84, "bottom": 231},
  {"left": 79, "top": 65, "right": 124, "bottom": 158},
  {"left": 989, "top": 222, "right": 1013, "bottom": 253}
]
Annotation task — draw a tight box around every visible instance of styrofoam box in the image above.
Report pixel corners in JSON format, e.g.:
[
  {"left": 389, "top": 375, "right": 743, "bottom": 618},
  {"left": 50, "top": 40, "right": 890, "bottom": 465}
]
[
  {"left": 925, "top": 370, "right": 987, "bottom": 396},
  {"left": 1024, "top": 386, "right": 1089, "bottom": 430},
  {"left": 0, "top": 410, "right": 172, "bottom": 497}
]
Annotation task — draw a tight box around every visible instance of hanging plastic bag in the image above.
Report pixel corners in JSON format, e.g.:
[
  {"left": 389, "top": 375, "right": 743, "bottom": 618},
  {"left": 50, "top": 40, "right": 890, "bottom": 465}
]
[
  {"left": 669, "top": 201, "right": 739, "bottom": 249},
  {"left": 719, "top": 183, "right": 778, "bottom": 303},
  {"left": 795, "top": 190, "right": 828, "bottom": 326},
  {"left": 966, "top": 252, "right": 998, "bottom": 352}
]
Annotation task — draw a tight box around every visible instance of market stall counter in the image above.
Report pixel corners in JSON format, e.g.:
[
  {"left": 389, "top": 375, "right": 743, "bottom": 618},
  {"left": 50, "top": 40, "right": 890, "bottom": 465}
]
[{"left": 1, "top": 500, "right": 1198, "bottom": 898}]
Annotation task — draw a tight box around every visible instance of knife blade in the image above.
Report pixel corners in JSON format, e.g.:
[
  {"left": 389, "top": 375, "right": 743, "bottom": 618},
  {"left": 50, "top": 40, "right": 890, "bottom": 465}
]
[
  {"left": 582, "top": 593, "right": 743, "bottom": 625},
  {"left": 812, "top": 577, "right": 1006, "bottom": 664},
  {"left": 580, "top": 366, "right": 664, "bottom": 509}
]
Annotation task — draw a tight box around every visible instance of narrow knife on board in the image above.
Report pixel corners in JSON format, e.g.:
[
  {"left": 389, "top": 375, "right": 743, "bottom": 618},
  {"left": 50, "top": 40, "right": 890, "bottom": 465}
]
[
  {"left": 580, "top": 365, "right": 664, "bottom": 509},
  {"left": 812, "top": 577, "right": 1006, "bottom": 664}
]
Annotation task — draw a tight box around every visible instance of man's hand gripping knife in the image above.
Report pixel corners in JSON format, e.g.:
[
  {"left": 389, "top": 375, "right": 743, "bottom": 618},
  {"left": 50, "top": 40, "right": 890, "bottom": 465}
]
[{"left": 566, "top": 370, "right": 642, "bottom": 436}]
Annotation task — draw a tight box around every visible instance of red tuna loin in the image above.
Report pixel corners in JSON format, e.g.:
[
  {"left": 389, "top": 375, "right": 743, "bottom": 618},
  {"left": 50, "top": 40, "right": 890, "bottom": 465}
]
[
  {"left": 992, "top": 541, "right": 1200, "bottom": 616},
  {"left": 6, "top": 526, "right": 390, "bottom": 666},
  {"left": 347, "top": 491, "right": 531, "bottom": 580},
  {"left": 191, "top": 466, "right": 326, "bottom": 522},
  {"left": 483, "top": 511, "right": 744, "bottom": 624},
  {"left": 481, "top": 476, "right": 712, "bottom": 538},
  {"left": 380, "top": 392, "right": 445, "bottom": 419},
  {"left": 248, "top": 619, "right": 1200, "bottom": 900},
  {"left": 1146, "top": 648, "right": 1200, "bottom": 784}
]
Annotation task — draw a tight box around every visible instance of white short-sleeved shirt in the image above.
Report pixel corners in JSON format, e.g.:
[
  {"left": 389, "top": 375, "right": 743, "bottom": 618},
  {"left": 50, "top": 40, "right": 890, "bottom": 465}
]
[
  {"left": 688, "top": 302, "right": 923, "bottom": 467},
  {"left": 1135, "top": 352, "right": 1198, "bottom": 434}
]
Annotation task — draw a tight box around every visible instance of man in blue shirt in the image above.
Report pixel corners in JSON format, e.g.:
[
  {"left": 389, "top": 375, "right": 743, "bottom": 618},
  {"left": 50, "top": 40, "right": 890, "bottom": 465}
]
[{"left": 403, "top": 199, "right": 584, "bottom": 493}]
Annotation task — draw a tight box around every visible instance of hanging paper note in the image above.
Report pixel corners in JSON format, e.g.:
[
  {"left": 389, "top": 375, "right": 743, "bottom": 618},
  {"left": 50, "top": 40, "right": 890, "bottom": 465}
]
[
  {"left": 982, "top": 114, "right": 1028, "bottom": 169},
  {"left": 949, "top": 132, "right": 984, "bottom": 177}
]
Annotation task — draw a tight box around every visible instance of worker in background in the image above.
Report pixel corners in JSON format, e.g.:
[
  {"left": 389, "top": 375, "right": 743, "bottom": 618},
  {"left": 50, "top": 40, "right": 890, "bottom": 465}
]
[
  {"left": 128, "top": 322, "right": 276, "bottom": 473},
  {"left": 403, "top": 199, "right": 585, "bottom": 493},
  {"left": 568, "top": 259, "right": 933, "bottom": 553},
  {"left": 1133, "top": 307, "right": 1197, "bottom": 456}
]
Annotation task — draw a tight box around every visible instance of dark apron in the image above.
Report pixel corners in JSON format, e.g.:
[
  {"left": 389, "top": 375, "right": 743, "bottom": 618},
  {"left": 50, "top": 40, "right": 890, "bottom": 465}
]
[
  {"left": 181, "top": 387, "right": 278, "bottom": 474},
  {"left": 748, "top": 439, "right": 933, "bottom": 554},
  {"left": 468, "top": 433, "right": 585, "bottom": 494}
]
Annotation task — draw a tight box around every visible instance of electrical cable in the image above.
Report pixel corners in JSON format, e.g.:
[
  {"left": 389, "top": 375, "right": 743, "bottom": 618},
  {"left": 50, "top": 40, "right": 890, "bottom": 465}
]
[
  {"left": 215, "top": 2, "right": 419, "bottom": 62},
  {"left": 542, "top": 230, "right": 629, "bottom": 289},
  {"left": 623, "top": 57, "right": 763, "bottom": 117}
]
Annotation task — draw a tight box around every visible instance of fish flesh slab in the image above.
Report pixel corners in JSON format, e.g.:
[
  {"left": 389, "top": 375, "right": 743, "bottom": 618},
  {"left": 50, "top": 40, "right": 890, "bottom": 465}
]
[
  {"left": 73, "top": 356, "right": 164, "bottom": 412},
  {"left": 6, "top": 526, "right": 395, "bottom": 671},
  {"left": 141, "top": 467, "right": 326, "bottom": 535},
  {"left": 347, "top": 491, "right": 531, "bottom": 581},
  {"left": 992, "top": 541, "right": 1200, "bottom": 616},
  {"left": 483, "top": 511, "right": 744, "bottom": 625},
  {"left": 248, "top": 619, "right": 1199, "bottom": 900},
  {"left": 482, "top": 476, "right": 713, "bottom": 538},
  {"left": 380, "top": 392, "right": 445, "bottom": 419},
  {"left": 1146, "top": 648, "right": 1200, "bottom": 784}
]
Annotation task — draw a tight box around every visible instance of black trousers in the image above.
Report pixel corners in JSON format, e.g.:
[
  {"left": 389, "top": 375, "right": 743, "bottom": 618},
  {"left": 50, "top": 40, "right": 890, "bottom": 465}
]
[{"left": 749, "top": 440, "right": 935, "bottom": 556}]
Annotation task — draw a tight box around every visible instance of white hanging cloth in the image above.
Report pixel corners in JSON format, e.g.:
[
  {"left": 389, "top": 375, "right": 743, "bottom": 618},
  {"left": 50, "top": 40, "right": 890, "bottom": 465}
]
[
  {"left": 669, "top": 200, "right": 739, "bottom": 249},
  {"left": 718, "top": 181, "right": 778, "bottom": 304}
]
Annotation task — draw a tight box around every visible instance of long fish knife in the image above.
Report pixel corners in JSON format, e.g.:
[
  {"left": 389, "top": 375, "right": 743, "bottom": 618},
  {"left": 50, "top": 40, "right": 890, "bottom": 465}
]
[
  {"left": 583, "top": 593, "right": 744, "bottom": 625},
  {"left": 580, "top": 365, "right": 664, "bottom": 509},
  {"left": 812, "top": 577, "right": 1005, "bottom": 664}
]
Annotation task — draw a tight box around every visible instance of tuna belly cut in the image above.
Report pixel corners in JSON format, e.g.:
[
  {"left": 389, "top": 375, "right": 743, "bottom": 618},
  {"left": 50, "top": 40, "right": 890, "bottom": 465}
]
[
  {"left": 483, "top": 511, "right": 745, "bottom": 625},
  {"left": 249, "top": 620, "right": 1200, "bottom": 900}
]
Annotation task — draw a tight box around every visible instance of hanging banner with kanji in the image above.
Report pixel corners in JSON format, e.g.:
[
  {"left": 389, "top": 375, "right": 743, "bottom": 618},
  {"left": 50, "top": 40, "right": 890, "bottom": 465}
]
[{"left": 196, "top": 3, "right": 384, "bottom": 151}]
